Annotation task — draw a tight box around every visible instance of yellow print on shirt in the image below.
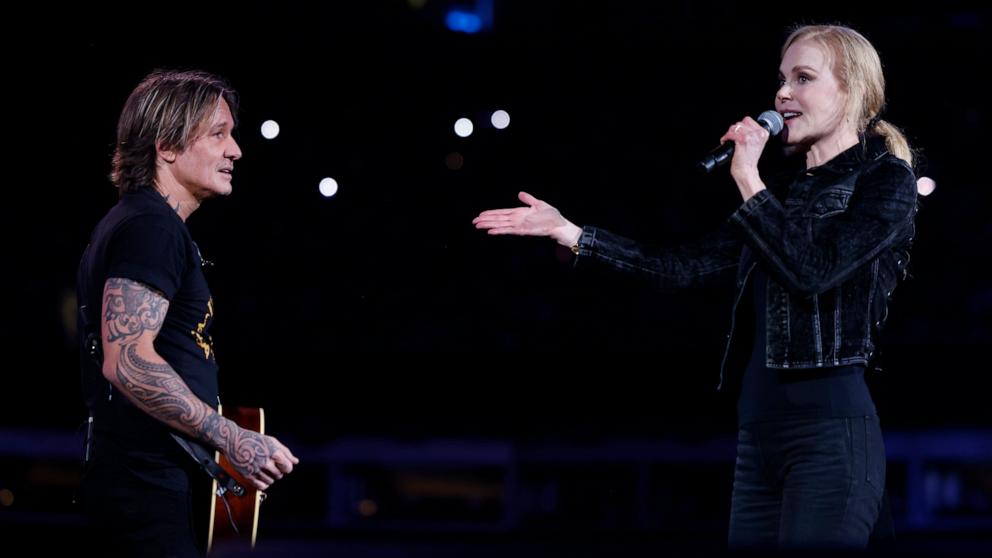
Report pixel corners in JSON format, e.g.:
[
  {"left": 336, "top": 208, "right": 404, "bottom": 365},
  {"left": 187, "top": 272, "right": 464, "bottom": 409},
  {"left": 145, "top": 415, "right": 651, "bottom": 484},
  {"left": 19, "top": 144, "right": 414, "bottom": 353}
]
[{"left": 191, "top": 298, "right": 214, "bottom": 360}]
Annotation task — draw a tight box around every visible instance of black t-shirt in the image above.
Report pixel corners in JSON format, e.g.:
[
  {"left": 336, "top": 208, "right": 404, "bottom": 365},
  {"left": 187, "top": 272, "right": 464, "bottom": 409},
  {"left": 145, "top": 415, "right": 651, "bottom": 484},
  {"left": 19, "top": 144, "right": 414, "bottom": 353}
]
[
  {"left": 737, "top": 267, "right": 876, "bottom": 425},
  {"left": 78, "top": 187, "right": 219, "bottom": 491}
]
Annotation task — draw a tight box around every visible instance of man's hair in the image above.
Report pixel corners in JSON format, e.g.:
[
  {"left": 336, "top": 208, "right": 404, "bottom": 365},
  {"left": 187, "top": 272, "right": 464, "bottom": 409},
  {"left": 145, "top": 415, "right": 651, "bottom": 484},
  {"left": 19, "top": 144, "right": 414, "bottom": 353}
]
[{"left": 111, "top": 69, "right": 239, "bottom": 194}]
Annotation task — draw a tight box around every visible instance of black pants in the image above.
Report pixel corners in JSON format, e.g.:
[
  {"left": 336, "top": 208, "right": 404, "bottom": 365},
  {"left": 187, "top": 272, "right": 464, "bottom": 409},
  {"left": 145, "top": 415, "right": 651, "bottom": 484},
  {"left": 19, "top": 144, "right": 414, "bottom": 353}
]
[
  {"left": 79, "top": 464, "right": 206, "bottom": 558},
  {"left": 728, "top": 415, "right": 886, "bottom": 549}
]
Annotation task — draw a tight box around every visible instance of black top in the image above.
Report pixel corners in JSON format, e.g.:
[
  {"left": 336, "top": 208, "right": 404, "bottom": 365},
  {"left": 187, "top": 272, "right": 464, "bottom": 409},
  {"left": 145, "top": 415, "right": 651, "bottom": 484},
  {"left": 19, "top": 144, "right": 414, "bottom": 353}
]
[
  {"left": 78, "top": 187, "right": 219, "bottom": 491},
  {"left": 737, "top": 266, "right": 876, "bottom": 425}
]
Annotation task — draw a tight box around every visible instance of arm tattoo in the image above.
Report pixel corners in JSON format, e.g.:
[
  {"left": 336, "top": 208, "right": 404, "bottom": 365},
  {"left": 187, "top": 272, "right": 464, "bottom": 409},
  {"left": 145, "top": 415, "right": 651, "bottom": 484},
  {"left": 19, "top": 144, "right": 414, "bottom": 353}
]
[
  {"left": 103, "top": 278, "right": 167, "bottom": 343},
  {"left": 115, "top": 344, "right": 270, "bottom": 469},
  {"left": 115, "top": 344, "right": 210, "bottom": 428},
  {"left": 104, "top": 277, "right": 272, "bottom": 473},
  {"left": 215, "top": 425, "right": 274, "bottom": 476}
]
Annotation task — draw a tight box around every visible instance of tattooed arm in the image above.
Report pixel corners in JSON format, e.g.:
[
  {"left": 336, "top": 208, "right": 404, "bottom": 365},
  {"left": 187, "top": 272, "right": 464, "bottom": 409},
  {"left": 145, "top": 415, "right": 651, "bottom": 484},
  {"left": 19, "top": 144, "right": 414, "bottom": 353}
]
[{"left": 100, "top": 277, "right": 298, "bottom": 490}]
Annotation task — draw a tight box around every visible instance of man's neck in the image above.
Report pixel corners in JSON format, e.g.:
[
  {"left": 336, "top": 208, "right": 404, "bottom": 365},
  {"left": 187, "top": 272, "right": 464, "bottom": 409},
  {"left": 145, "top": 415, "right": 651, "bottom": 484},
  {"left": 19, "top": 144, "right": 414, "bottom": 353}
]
[{"left": 153, "top": 180, "right": 199, "bottom": 222}]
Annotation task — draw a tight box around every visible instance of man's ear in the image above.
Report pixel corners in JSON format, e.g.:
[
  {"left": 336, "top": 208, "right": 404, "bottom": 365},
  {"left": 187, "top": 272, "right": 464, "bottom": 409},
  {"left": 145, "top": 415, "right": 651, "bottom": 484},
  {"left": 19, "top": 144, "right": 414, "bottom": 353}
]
[{"left": 157, "top": 141, "right": 178, "bottom": 164}]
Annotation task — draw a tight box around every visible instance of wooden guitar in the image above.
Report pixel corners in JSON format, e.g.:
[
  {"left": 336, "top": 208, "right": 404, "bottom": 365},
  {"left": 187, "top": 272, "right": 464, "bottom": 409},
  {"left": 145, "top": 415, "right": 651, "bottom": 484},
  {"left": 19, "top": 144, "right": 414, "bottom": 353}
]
[{"left": 206, "top": 406, "right": 265, "bottom": 553}]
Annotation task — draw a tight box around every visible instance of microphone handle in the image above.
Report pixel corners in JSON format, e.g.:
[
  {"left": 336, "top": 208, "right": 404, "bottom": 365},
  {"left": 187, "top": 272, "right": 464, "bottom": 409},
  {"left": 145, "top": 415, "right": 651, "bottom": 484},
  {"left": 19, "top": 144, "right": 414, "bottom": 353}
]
[
  {"left": 698, "top": 117, "right": 777, "bottom": 173},
  {"left": 699, "top": 142, "right": 734, "bottom": 173}
]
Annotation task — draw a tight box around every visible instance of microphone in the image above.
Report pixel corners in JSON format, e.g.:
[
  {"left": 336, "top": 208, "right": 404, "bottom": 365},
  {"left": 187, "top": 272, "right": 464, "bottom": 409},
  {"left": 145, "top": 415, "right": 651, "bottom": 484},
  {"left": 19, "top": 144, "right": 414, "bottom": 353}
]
[{"left": 698, "top": 110, "right": 784, "bottom": 173}]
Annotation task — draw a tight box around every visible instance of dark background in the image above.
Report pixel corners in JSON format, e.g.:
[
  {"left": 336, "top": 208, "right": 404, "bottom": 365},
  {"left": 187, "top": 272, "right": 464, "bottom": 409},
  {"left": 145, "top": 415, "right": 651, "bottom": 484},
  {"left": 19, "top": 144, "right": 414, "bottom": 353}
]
[{"left": 2, "top": 1, "right": 990, "bottom": 555}]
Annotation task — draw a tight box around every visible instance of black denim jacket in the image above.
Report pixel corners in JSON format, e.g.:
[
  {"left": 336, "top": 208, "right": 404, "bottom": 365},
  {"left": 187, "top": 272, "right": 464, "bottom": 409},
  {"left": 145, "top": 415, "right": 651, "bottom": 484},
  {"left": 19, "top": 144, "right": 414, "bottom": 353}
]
[{"left": 574, "top": 136, "right": 917, "bottom": 387}]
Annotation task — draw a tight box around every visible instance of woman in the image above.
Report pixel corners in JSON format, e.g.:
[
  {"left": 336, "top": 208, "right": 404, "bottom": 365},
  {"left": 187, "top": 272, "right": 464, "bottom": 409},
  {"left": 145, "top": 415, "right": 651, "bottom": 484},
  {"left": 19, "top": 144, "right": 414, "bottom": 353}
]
[{"left": 473, "top": 25, "right": 919, "bottom": 549}]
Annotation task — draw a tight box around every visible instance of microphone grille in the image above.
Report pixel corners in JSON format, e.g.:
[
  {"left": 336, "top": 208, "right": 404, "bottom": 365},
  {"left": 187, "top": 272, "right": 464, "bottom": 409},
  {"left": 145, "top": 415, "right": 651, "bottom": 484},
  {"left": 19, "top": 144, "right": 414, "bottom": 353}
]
[{"left": 758, "top": 110, "right": 784, "bottom": 136}]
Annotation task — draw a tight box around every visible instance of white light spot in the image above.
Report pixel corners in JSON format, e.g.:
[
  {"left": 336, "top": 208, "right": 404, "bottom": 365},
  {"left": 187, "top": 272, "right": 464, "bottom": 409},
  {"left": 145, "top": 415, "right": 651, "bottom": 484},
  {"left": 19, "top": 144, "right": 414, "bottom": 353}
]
[
  {"left": 319, "top": 177, "right": 339, "bottom": 198},
  {"left": 491, "top": 110, "right": 510, "bottom": 129},
  {"left": 260, "top": 120, "right": 280, "bottom": 140},
  {"left": 454, "top": 117, "right": 474, "bottom": 138}
]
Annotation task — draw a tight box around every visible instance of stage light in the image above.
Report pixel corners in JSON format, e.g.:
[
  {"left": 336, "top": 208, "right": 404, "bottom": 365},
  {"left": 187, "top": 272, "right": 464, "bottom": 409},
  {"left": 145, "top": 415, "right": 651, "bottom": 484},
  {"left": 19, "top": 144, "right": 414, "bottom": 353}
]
[
  {"left": 445, "top": 11, "right": 482, "bottom": 34},
  {"left": 445, "top": 152, "right": 464, "bottom": 170},
  {"left": 319, "top": 177, "right": 339, "bottom": 198},
  {"left": 491, "top": 110, "right": 510, "bottom": 130},
  {"left": 454, "top": 118, "right": 474, "bottom": 138},
  {"left": 261, "top": 120, "right": 280, "bottom": 140}
]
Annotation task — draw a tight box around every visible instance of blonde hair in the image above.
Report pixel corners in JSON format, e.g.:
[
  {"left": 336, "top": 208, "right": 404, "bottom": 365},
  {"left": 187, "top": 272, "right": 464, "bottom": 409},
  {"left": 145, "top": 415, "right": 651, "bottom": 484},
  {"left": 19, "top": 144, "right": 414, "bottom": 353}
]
[
  {"left": 111, "top": 70, "right": 239, "bottom": 194},
  {"left": 783, "top": 25, "right": 913, "bottom": 167}
]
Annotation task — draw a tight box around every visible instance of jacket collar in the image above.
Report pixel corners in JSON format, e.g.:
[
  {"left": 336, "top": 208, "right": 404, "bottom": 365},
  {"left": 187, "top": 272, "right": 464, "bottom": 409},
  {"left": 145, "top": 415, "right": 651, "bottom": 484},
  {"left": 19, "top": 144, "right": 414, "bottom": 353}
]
[{"left": 807, "top": 133, "right": 889, "bottom": 176}]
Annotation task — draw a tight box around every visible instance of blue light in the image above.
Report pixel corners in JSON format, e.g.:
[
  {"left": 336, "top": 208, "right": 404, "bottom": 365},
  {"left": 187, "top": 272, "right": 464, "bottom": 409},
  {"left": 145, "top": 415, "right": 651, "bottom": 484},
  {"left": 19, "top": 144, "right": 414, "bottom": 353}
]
[{"left": 445, "top": 10, "right": 483, "bottom": 34}]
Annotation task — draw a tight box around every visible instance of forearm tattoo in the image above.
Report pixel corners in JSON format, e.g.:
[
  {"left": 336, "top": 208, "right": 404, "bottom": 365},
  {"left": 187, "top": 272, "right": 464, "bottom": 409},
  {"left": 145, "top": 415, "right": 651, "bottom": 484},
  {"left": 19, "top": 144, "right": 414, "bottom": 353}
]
[
  {"left": 104, "top": 277, "right": 273, "bottom": 473},
  {"left": 117, "top": 346, "right": 272, "bottom": 471},
  {"left": 115, "top": 344, "right": 210, "bottom": 428},
  {"left": 210, "top": 420, "right": 275, "bottom": 476}
]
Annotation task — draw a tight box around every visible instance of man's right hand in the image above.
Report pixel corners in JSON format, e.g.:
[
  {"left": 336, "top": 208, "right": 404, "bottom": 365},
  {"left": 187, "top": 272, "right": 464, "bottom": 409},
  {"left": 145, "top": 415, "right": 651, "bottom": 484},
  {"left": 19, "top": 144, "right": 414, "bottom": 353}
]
[{"left": 224, "top": 427, "right": 299, "bottom": 491}]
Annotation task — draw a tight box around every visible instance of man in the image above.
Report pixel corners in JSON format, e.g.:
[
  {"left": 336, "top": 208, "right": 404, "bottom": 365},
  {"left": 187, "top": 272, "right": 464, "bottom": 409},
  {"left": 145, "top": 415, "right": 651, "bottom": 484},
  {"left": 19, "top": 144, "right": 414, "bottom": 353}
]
[{"left": 76, "top": 69, "right": 298, "bottom": 556}]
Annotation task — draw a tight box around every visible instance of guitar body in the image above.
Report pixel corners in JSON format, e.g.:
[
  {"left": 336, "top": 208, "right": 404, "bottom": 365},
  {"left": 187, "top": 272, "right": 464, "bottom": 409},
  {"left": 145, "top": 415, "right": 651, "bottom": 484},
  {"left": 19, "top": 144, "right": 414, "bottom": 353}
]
[{"left": 206, "top": 406, "right": 265, "bottom": 553}]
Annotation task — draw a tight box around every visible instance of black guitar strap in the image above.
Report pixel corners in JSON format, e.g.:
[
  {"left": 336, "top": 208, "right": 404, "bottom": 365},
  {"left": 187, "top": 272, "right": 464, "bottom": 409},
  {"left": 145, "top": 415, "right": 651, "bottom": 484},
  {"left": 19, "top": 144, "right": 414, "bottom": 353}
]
[
  {"left": 170, "top": 433, "right": 246, "bottom": 498},
  {"left": 170, "top": 433, "right": 244, "bottom": 535}
]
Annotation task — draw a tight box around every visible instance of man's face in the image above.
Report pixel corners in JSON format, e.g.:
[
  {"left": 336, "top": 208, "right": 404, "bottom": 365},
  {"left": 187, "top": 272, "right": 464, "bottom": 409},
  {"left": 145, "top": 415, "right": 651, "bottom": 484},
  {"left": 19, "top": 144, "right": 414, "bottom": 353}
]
[{"left": 168, "top": 98, "right": 242, "bottom": 200}]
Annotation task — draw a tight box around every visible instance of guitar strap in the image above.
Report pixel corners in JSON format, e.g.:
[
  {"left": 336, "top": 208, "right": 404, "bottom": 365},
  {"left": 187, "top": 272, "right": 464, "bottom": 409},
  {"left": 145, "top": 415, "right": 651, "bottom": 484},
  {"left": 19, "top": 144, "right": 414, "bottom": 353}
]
[
  {"left": 170, "top": 433, "right": 245, "bottom": 535},
  {"left": 170, "top": 433, "right": 246, "bottom": 498}
]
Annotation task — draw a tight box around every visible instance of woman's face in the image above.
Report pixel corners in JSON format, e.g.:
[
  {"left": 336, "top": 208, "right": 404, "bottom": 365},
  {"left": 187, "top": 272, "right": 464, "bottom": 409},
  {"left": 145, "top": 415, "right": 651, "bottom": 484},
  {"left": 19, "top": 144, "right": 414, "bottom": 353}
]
[{"left": 775, "top": 39, "right": 850, "bottom": 147}]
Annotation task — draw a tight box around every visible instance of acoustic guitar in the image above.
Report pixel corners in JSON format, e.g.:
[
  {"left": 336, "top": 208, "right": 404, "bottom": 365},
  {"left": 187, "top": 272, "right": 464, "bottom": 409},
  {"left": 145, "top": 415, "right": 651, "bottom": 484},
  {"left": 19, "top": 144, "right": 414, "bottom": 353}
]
[{"left": 206, "top": 406, "right": 265, "bottom": 553}]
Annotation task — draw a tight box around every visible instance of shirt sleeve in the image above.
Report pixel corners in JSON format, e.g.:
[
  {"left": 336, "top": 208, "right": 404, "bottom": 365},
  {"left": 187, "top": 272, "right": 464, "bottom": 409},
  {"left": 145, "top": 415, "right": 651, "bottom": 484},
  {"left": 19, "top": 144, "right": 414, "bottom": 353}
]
[{"left": 106, "top": 214, "right": 187, "bottom": 299}]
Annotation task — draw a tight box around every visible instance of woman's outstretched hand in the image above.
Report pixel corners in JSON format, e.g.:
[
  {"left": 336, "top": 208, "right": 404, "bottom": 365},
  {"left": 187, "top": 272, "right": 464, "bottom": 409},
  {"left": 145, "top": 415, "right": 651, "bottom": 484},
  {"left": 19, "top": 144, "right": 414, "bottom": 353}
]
[{"left": 473, "top": 191, "right": 582, "bottom": 247}]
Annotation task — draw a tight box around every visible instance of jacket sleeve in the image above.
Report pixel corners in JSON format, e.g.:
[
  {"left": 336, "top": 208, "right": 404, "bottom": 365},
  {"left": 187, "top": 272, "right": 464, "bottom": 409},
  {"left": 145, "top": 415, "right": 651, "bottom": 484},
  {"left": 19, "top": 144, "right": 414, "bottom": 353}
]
[
  {"left": 728, "top": 158, "right": 917, "bottom": 296},
  {"left": 573, "top": 222, "right": 741, "bottom": 292}
]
